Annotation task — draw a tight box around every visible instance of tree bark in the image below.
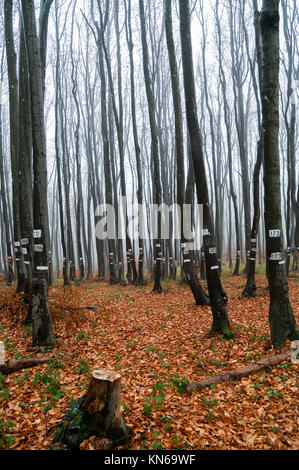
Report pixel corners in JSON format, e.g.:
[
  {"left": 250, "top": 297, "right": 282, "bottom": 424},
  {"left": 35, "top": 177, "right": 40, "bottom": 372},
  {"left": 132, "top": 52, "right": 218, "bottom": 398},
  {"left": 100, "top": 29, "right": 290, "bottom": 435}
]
[
  {"left": 54, "top": 369, "right": 130, "bottom": 450},
  {"left": 139, "top": 0, "right": 163, "bottom": 293},
  {"left": 164, "top": 0, "right": 209, "bottom": 306},
  {"left": 260, "top": 0, "right": 299, "bottom": 347},
  {"left": 4, "top": 0, "right": 25, "bottom": 293},
  {"left": 21, "top": 0, "right": 54, "bottom": 347},
  {"left": 179, "top": 0, "right": 232, "bottom": 337}
]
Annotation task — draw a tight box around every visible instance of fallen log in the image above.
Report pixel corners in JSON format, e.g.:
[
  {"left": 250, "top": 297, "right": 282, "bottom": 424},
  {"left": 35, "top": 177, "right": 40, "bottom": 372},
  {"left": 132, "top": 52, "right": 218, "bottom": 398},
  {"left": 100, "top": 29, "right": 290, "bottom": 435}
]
[
  {"left": 187, "top": 349, "right": 291, "bottom": 394},
  {"left": 0, "top": 351, "right": 78, "bottom": 375}
]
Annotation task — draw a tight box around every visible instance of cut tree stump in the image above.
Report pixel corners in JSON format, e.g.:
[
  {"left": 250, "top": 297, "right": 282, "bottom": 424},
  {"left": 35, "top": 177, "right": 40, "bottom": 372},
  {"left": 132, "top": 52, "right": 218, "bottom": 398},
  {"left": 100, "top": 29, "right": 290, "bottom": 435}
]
[
  {"left": 187, "top": 350, "right": 292, "bottom": 394},
  {"left": 53, "top": 369, "right": 131, "bottom": 450}
]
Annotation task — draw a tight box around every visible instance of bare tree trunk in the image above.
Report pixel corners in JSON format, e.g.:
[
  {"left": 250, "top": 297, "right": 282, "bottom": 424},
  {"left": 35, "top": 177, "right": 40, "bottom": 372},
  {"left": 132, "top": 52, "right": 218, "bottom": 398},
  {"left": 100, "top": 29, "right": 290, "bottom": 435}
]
[
  {"left": 21, "top": 0, "right": 54, "bottom": 347},
  {"left": 215, "top": 0, "right": 240, "bottom": 277},
  {"left": 92, "top": 12, "right": 119, "bottom": 285},
  {"left": 139, "top": 0, "right": 162, "bottom": 293},
  {"left": 0, "top": 66, "right": 13, "bottom": 285},
  {"left": 179, "top": 0, "right": 232, "bottom": 337},
  {"left": 18, "top": 21, "right": 34, "bottom": 321},
  {"left": 242, "top": 3, "right": 263, "bottom": 296},
  {"left": 70, "top": 1, "right": 84, "bottom": 281},
  {"left": 4, "top": 0, "right": 25, "bottom": 292},
  {"left": 125, "top": 0, "right": 145, "bottom": 285},
  {"left": 260, "top": 0, "right": 299, "bottom": 347},
  {"left": 54, "top": 0, "right": 68, "bottom": 286},
  {"left": 164, "top": 0, "right": 209, "bottom": 306}
]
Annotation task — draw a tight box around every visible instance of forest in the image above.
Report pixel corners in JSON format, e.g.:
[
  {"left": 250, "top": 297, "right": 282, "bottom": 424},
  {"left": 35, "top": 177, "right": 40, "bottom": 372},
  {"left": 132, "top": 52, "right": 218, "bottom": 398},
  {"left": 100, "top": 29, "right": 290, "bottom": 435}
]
[{"left": 0, "top": 0, "right": 298, "bottom": 453}]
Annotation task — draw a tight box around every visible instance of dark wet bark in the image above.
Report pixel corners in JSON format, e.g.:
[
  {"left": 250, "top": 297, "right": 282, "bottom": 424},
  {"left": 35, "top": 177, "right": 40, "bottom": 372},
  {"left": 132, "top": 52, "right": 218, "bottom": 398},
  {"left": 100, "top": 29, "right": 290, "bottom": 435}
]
[
  {"left": 21, "top": 0, "right": 54, "bottom": 346},
  {"left": 4, "top": 0, "right": 25, "bottom": 293},
  {"left": 139, "top": 0, "right": 163, "bottom": 293},
  {"left": 179, "top": 0, "right": 232, "bottom": 337},
  {"left": 164, "top": 0, "right": 209, "bottom": 306},
  {"left": 260, "top": 0, "right": 299, "bottom": 347}
]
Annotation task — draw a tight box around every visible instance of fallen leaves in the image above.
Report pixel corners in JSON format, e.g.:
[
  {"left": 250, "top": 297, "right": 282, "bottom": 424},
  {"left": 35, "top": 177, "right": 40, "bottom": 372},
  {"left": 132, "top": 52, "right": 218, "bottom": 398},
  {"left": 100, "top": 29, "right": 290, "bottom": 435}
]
[{"left": 0, "top": 273, "right": 298, "bottom": 450}]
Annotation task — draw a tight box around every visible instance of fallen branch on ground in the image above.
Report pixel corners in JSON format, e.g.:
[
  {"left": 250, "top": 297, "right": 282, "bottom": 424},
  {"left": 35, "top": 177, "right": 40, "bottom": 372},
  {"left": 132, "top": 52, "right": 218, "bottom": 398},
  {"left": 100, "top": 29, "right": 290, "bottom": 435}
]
[
  {"left": 13, "top": 293, "right": 98, "bottom": 314},
  {"left": 187, "top": 349, "right": 291, "bottom": 394},
  {"left": 48, "top": 301, "right": 98, "bottom": 313},
  {"left": 0, "top": 351, "right": 78, "bottom": 375}
]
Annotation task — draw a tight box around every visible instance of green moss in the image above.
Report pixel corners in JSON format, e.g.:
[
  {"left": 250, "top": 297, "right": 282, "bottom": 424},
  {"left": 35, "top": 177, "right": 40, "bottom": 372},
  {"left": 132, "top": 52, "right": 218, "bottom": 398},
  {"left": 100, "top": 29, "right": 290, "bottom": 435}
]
[
  {"left": 53, "top": 395, "right": 131, "bottom": 450},
  {"left": 222, "top": 325, "right": 234, "bottom": 339}
]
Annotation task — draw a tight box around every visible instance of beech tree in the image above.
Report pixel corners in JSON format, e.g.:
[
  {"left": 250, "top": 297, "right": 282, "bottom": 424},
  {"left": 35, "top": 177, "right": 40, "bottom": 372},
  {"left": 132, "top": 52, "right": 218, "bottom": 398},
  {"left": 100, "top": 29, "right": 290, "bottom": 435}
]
[
  {"left": 4, "top": 0, "right": 24, "bottom": 292},
  {"left": 179, "top": 0, "right": 233, "bottom": 337},
  {"left": 21, "top": 0, "right": 53, "bottom": 346},
  {"left": 164, "top": 0, "right": 209, "bottom": 306},
  {"left": 139, "top": 0, "right": 163, "bottom": 293},
  {"left": 260, "top": 0, "right": 299, "bottom": 347},
  {"left": 1, "top": 0, "right": 298, "bottom": 350}
]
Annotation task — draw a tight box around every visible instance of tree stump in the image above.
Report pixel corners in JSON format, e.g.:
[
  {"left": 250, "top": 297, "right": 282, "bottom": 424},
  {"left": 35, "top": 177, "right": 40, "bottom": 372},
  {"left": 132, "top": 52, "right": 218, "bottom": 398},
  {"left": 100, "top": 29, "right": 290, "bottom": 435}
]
[{"left": 53, "top": 369, "right": 131, "bottom": 450}]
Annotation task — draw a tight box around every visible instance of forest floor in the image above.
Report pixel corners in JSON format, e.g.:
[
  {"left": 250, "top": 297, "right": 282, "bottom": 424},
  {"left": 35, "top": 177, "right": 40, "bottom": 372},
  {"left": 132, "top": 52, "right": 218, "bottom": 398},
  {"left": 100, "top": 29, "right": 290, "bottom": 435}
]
[{"left": 0, "top": 272, "right": 298, "bottom": 450}]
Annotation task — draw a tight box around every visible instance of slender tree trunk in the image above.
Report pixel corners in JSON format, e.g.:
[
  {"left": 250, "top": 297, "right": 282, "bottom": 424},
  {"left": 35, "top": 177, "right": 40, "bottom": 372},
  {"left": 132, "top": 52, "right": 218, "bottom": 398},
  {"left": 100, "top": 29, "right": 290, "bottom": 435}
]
[
  {"left": 125, "top": 0, "right": 145, "bottom": 285},
  {"left": 164, "top": 0, "right": 209, "bottom": 306},
  {"left": 215, "top": 0, "right": 240, "bottom": 277},
  {"left": 93, "top": 17, "right": 118, "bottom": 285},
  {"left": 179, "top": 0, "right": 232, "bottom": 337},
  {"left": 70, "top": 2, "right": 84, "bottom": 281},
  {"left": 54, "top": 0, "right": 68, "bottom": 286},
  {"left": 4, "top": 0, "right": 26, "bottom": 292},
  {"left": 139, "top": 0, "right": 162, "bottom": 293},
  {"left": 0, "top": 71, "right": 13, "bottom": 285}
]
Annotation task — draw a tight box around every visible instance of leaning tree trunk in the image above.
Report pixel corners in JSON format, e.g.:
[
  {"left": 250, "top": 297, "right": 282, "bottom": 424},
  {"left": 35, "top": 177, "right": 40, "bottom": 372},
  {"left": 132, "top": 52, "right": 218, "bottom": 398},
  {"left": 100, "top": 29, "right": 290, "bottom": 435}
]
[
  {"left": 228, "top": 1, "right": 252, "bottom": 276},
  {"left": 54, "top": 2, "right": 68, "bottom": 286},
  {"left": 242, "top": 3, "right": 263, "bottom": 296},
  {"left": 21, "top": 0, "right": 53, "bottom": 347},
  {"left": 94, "top": 24, "right": 118, "bottom": 285},
  {"left": 0, "top": 82, "right": 13, "bottom": 285},
  {"left": 179, "top": 0, "right": 232, "bottom": 337},
  {"left": 260, "top": 0, "right": 299, "bottom": 348},
  {"left": 125, "top": 0, "right": 145, "bottom": 286},
  {"left": 139, "top": 0, "right": 163, "bottom": 293},
  {"left": 4, "top": 0, "right": 26, "bottom": 293},
  {"left": 215, "top": 0, "right": 241, "bottom": 277},
  {"left": 164, "top": 0, "right": 209, "bottom": 306}
]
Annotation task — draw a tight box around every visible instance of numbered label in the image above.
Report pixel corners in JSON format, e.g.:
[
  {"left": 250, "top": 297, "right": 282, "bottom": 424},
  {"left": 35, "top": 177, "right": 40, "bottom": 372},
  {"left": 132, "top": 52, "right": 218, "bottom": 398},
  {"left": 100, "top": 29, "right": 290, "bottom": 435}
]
[
  {"left": 269, "top": 229, "right": 280, "bottom": 238},
  {"left": 33, "top": 229, "right": 42, "bottom": 238},
  {"left": 270, "top": 252, "right": 282, "bottom": 261}
]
